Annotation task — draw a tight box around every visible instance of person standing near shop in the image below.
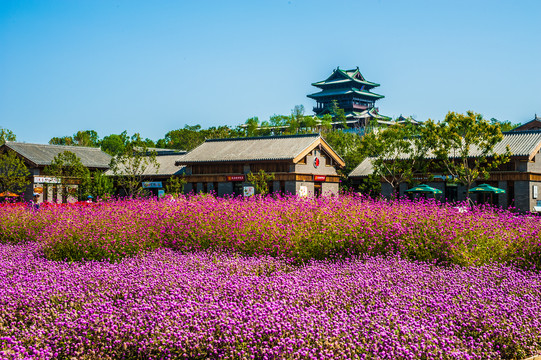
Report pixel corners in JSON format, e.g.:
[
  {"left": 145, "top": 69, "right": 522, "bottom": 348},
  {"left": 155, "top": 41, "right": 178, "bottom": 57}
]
[{"left": 29, "top": 192, "right": 40, "bottom": 211}]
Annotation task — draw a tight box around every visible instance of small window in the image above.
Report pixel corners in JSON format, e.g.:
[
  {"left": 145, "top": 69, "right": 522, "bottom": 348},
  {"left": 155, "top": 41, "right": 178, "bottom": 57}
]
[{"left": 298, "top": 156, "right": 307, "bottom": 164}]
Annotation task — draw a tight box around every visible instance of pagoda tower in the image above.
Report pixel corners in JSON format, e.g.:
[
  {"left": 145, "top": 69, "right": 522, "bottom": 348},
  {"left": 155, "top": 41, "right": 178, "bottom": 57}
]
[{"left": 307, "top": 67, "right": 391, "bottom": 129}]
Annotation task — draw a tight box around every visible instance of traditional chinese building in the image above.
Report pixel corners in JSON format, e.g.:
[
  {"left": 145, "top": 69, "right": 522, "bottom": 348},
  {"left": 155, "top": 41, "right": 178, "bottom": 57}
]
[
  {"left": 307, "top": 67, "right": 392, "bottom": 131},
  {"left": 105, "top": 148, "right": 187, "bottom": 197},
  {"left": 512, "top": 114, "right": 541, "bottom": 131},
  {"left": 349, "top": 130, "right": 541, "bottom": 212},
  {"left": 0, "top": 142, "right": 111, "bottom": 203},
  {"left": 175, "top": 134, "right": 345, "bottom": 196}
]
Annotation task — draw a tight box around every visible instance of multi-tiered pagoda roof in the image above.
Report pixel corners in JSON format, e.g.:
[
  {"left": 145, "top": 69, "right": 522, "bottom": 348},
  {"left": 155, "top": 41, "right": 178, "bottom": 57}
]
[{"left": 308, "top": 67, "right": 391, "bottom": 128}]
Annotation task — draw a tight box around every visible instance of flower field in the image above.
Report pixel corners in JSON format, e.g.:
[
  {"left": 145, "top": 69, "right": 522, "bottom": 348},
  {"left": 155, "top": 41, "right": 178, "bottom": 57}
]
[
  {"left": 1, "top": 244, "right": 540, "bottom": 359},
  {"left": 1, "top": 195, "right": 541, "bottom": 359},
  {"left": 1, "top": 195, "right": 540, "bottom": 268}
]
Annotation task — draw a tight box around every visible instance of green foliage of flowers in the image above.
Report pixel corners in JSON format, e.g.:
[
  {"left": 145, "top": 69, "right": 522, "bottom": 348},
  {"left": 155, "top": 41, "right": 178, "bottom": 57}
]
[{"left": 1, "top": 196, "right": 541, "bottom": 269}]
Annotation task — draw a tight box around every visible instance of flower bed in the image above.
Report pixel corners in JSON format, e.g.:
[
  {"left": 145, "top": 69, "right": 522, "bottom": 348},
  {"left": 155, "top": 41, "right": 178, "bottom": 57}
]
[
  {"left": 1, "top": 195, "right": 540, "bottom": 268},
  {"left": 1, "top": 244, "right": 540, "bottom": 359}
]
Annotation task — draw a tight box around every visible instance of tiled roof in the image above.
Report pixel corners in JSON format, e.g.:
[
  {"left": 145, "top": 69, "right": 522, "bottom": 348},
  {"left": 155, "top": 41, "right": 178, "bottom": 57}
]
[
  {"left": 107, "top": 154, "right": 186, "bottom": 176},
  {"left": 312, "top": 77, "right": 379, "bottom": 88},
  {"left": 511, "top": 117, "right": 541, "bottom": 132},
  {"left": 312, "top": 67, "right": 380, "bottom": 88},
  {"left": 307, "top": 88, "right": 384, "bottom": 99},
  {"left": 495, "top": 130, "right": 541, "bottom": 157},
  {"left": 343, "top": 109, "right": 393, "bottom": 122},
  {"left": 175, "top": 134, "right": 345, "bottom": 166},
  {"left": 143, "top": 147, "right": 187, "bottom": 156},
  {"left": 348, "top": 130, "right": 541, "bottom": 178},
  {"left": 2, "top": 142, "right": 112, "bottom": 168},
  {"left": 348, "top": 158, "right": 374, "bottom": 178}
]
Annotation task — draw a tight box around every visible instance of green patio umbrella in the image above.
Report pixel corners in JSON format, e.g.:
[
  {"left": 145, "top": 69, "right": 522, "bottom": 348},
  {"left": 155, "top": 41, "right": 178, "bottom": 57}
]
[
  {"left": 404, "top": 184, "right": 443, "bottom": 194},
  {"left": 468, "top": 183, "right": 505, "bottom": 206},
  {"left": 468, "top": 184, "right": 505, "bottom": 194}
]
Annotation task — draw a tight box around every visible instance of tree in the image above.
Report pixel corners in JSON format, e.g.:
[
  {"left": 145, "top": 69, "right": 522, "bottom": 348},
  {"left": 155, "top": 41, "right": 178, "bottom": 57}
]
[
  {"left": 44, "top": 151, "right": 89, "bottom": 179},
  {"left": 49, "top": 136, "right": 74, "bottom": 146},
  {"left": 244, "top": 117, "right": 260, "bottom": 137},
  {"left": 323, "top": 130, "right": 363, "bottom": 190},
  {"left": 428, "top": 111, "right": 510, "bottom": 199},
  {"left": 165, "top": 176, "right": 187, "bottom": 194},
  {"left": 356, "top": 174, "right": 382, "bottom": 198},
  {"left": 101, "top": 131, "right": 130, "bottom": 156},
  {"left": 49, "top": 130, "right": 100, "bottom": 147},
  {"left": 44, "top": 151, "right": 90, "bottom": 201},
  {"left": 0, "top": 150, "right": 30, "bottom": 194},
  {"left": 258, "top": 120, "right": 273, "bottom": 136},
  {"left": 360, "top": 120, "right": 431, "bottom": 196},
  {"left": 329, "top": 100, "right": 347, "bottom": 129},
  {"left": 247, "top": 170, "right": 275, "bottom": 195},
  {"left": 0, "top": 127, "right": 16, "bottom": 145},
  {"left": 80, "top": 171, "right": 115, "bottom": 200},
  {"left": 318, "top": 114, "right": 333, "bottom": 133},
  {"left": 73, "top": 130, "right": 100, "bottom": 147},
  {"left": 158, "top": 125, "right": 204, "bottom": 151},
  {"left": 109, "top": 134, "right": 160, "bottom": 197},
  {"left": 490, "top": 118, "right": 519, "bottom": 132}
]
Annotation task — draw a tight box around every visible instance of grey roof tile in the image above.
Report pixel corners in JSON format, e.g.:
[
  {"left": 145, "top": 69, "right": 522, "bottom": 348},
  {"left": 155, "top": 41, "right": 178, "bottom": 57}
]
[
  {"left": 348, "top": 130, "right": 541, "bottom": 178},
  {"left": 3, "top": 142, "right": 112, "bottom": 168},
  {"left": 176, "top": 134, "right": 325, "bottom": 164},
  {"left": 348, "top": 158, "right": 374, "bottom": 178},
  {"left": 106, "top": 154, "right": 186, "bottom": 176}
]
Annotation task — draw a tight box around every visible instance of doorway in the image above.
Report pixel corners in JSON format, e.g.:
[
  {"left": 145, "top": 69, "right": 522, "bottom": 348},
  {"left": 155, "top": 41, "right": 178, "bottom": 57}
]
[{"left": 314, "top": 183, "right": 322, "bottom": 197}]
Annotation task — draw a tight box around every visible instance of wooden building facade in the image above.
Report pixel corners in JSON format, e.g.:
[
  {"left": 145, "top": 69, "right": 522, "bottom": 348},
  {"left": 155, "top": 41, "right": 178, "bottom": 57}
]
[
  {"left": 349, "top": 130, "right": 541, "bottom": 212},
  {"left": 175, "top": 134, "right": 345, "bottom": 196},
  {"left": 0, "top": 142, "right": 112, "bottom": 203}
]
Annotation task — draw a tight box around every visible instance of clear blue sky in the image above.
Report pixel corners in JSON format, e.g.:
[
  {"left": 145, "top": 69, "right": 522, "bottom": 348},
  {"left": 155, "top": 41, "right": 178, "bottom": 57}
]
[{"left": 1, "top": 0, "right": 540, "bottom": 144}]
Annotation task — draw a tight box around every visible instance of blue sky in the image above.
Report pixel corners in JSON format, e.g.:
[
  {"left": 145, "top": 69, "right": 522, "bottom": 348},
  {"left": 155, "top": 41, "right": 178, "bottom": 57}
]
[{"left": 1, "top": 0, "right": 540, "bottom": 144}]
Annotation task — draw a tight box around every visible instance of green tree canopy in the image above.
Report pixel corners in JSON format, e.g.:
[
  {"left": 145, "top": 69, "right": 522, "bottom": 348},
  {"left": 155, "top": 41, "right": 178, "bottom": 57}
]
[
  {"left": 157, "top": 125, "right": 204, "bottom": 151},
  {"left": 0, "top": 127, "right": 16, "bottom": 145},
  {"left": 360, "top": 120, "right": 431, "bottom": 195},
  {"left": 427, "top": 111, "right": 510, "bottom": 196},
  {"left": 0, "top": 150, "right": 30, "bottom": 194},
  {"left": 165, "top": 176, "right": 187, "bottom": 195},
  {"left": 44, "top": 151, "right": 90, "bottom": 179},
  {"left": 101, "top": 131, "right": 130, "bottom": 156},
  {"left": 80, "top": 171, "right": 115, "bottom": 200},
  {"left": 247, "top": 170, "right": 275, "bottom": 195},
  {"left": 109, "top": 134, "right": 160, "bottom": 197},
  {"left": 329, "top": 100, "right": 347, "bottom": 129},
  {"left": 490, "top": 118, "right": 519, "bottom": 132},
  {"left": 244, "top": 117, "right": 260, "bottom": 137},
  {"left": 322, "top": 130, "right": 363, "bottom": 190},
  {"left": 44, "top": 151, "right": 90, "bottom": 201},
  {"left": 49, "top": 130, "right": 100, "bottom": 147}
]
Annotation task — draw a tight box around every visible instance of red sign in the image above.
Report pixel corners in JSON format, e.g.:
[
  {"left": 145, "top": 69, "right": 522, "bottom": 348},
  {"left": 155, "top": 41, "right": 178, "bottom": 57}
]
[
  {"left": 313, "top": 157, "right": 320, "bottom": 168},
  {"left": 314, "top": 175, "right": 326, "bottom": 182},
  {"left": 227, "top": 175, "right": 245, "bottom": 181}
]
